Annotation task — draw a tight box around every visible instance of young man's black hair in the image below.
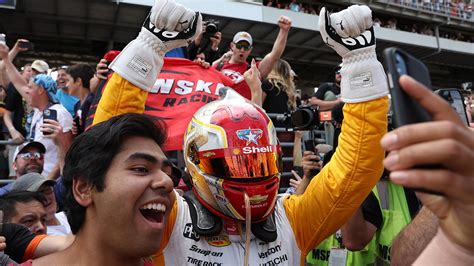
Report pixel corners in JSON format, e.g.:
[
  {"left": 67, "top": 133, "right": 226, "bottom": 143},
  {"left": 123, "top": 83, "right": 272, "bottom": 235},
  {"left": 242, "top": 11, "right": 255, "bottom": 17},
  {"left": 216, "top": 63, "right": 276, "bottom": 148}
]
[
  {"left": 0, "top": 191, "right": 46, "bottom": 222},
  {"left": 62, "top": 113, "right": 167, "bottom": 234},
  {"left": 65, "top": 63, "right": 95, "bottom": 89}
]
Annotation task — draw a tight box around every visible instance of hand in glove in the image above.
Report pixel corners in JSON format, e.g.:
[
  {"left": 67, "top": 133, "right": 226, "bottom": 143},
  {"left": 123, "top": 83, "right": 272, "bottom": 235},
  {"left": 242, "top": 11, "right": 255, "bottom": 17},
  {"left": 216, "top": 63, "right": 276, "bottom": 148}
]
[
  {"left": 319, "top": 5, "right": 388, "bottom": 103},
  {"left": 110, "top": 0, "right": 202, "bottom": 91}
]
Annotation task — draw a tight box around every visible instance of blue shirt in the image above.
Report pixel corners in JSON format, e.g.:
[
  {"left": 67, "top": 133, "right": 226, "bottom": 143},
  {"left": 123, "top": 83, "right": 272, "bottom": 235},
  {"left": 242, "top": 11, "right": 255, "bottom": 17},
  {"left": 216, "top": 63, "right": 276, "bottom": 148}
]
[
  {"left": 55, "top": 89, "right": 79, "bottom": 117},
  {"left": 0, "top": 182, "right": 13, "bottom": 196}
]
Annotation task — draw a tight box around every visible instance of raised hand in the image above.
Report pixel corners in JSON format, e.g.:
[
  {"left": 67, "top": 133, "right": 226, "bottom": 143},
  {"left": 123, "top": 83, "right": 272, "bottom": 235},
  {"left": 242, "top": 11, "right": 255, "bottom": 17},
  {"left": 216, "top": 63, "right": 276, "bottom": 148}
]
[
  {"left": 319, "top": 5, "right": 388, "bottom": 103},
  {"left": 109, "top": 0, "right": 202, "bottom": 91},
  {"left": 278, "top": 16, "right": 292, "bottom": 31}
]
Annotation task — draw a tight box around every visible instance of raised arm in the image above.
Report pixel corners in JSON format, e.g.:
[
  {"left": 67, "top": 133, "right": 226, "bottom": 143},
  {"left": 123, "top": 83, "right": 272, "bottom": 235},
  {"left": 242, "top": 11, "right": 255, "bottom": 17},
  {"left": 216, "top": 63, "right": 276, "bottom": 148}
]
[
  {"left": 283, "top": 5, "right": 389, "bottom": 256},
  {"left": 257, "top": 16, "right": 291, "bottom": 79},
  {"left": 0, "top": 43, "right": 30, "bottom": 102},
  {"left": 93, "top": 1, "right": 201, "bottom": 125}
]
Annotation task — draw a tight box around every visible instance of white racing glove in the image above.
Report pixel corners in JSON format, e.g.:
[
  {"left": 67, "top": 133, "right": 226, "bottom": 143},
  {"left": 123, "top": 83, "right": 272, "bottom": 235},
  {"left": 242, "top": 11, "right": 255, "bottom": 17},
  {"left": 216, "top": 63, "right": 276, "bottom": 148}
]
[
  {"left": 319, "top": 5, "right": 388, "bottom": 103},
  {"left": 110, "top": 0, "right": 202, "bottom": 91}
]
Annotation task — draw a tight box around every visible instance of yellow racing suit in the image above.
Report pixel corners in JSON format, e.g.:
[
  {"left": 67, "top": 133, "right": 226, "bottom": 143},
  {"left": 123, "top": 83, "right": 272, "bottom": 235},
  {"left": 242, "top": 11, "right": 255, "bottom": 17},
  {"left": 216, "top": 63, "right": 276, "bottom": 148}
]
[{"left": 94, "top": 73, "right": 388, "bottom": 266}]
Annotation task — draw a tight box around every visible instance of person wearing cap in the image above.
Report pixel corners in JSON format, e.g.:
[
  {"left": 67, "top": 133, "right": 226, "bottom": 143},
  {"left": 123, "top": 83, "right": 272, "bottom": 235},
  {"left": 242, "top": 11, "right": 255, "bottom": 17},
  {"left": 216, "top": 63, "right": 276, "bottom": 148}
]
[
  {"left": 3, "top": 63, "right": 34, "bottom": 179},
  {"left": 0, "top": 42, "right": 74, "bottom": 179},
  {"left": 212, "top": 16, "right": 292, "bottom": 100},
  {"left": 11, "top": 172, "right": 72, "bottom": 236},
  {"left": 30, "top": 60, "right": 49, "bottom": 75},
  {"left": 0, "top": 190, "right": 48, "bottom": 235},
  {"left": 0, "top": 141, "right": 45, "bottom": 196}
]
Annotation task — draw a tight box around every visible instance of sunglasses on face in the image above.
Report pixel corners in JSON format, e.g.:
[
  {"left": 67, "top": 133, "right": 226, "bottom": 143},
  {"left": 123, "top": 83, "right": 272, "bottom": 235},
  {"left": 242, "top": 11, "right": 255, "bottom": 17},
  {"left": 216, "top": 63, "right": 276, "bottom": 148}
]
[
  {"left": 235, "top": 43, "right": 252, "bottom": 51},
  {"left": 18, "top": 152, "right": 44, "bottom": 160}
]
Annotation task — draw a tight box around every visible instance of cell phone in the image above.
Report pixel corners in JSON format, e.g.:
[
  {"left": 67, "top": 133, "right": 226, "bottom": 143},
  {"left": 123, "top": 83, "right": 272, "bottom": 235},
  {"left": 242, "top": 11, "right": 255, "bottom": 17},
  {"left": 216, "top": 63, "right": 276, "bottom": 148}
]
[
  {"left": 19, "top": 40, "right": 34, "bottom": 50},
  {"left": 74, "top": 115, "right": 84, "bottom": 135},
  {"left": 435, "top": 89, "right": 469, "bottom": 126},
  {"left": 0, "top": 34, "right": 5, "bottom": 45},
  {"left": 42, "top": 109, "right": 57, "bottom": 136},
  {"left": 383, "top": 47, "right": 432, "bottom": 128},
  {"left": 304, "top": 139, "right": 316, "bottom": 153},
  {"left": 384, "top": 47, "right": 443, "bottom": 195},
  {"left": 304, "top": 139, "right": 320, "bottom": 177},
  {"left": 43, "top": 109, "right": 58, "bottom": 121}
]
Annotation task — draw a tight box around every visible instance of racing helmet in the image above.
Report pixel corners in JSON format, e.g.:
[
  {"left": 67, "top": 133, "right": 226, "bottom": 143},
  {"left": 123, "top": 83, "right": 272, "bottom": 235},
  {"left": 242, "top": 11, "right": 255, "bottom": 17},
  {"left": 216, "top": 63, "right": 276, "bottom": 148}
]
[{"left": 184, "top": 89, "right": 282, "bottom": 222}]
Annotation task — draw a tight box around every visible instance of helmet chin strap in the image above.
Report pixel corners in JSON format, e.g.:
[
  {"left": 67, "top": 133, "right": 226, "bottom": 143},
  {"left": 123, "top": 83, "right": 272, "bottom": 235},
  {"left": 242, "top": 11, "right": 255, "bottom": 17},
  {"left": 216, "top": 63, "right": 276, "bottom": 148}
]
[{"left": 244, "top": 192, "right": 251, "bottom": 266}]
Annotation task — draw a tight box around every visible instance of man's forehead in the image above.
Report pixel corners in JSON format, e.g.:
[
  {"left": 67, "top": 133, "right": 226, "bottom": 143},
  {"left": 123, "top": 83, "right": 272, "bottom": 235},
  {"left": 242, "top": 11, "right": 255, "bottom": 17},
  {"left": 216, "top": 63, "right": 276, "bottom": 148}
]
[
  {"left": 15, "top": 200, "right": 45, "bottom": 212},
  {"left": 122, "top": 140, "right": 166, "bottom": 159}
]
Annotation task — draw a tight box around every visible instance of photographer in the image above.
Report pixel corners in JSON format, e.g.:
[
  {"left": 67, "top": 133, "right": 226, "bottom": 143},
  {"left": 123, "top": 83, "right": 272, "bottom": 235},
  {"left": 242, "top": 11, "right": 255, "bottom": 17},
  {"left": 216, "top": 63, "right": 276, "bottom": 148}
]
[{"left": 187, "top": 19, "right": 221, "bottom": 64}]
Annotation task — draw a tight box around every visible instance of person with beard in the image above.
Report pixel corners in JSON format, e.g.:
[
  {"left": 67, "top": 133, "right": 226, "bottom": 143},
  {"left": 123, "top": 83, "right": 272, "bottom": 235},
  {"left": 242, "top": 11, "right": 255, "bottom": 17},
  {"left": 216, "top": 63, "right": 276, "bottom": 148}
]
[
  {"left": 54, "top": 66, "right": 78, "bottom": 117},
  {"left": 0, "top": 139, "right": 68, "bottom": 215},
  {"left": 0, "top": 141, "right": 45, "bottom": 195},
  {"left": 309, "top": 64, "right": 343, "bottom": 111}
]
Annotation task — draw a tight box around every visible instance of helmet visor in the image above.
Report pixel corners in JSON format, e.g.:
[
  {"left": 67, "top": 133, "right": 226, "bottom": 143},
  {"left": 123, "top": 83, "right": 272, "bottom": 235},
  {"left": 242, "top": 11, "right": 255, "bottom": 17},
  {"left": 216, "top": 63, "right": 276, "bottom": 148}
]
[{"left": 196, "top": 145, "right": 281, "bottom": 179}]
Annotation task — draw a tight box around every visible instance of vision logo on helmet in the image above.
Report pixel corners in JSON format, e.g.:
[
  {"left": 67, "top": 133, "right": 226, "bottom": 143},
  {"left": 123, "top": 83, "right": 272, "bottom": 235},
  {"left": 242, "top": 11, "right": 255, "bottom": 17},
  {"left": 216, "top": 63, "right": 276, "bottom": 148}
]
[{"left": 236, "top": 128, "right": 263, "bottom": 145}]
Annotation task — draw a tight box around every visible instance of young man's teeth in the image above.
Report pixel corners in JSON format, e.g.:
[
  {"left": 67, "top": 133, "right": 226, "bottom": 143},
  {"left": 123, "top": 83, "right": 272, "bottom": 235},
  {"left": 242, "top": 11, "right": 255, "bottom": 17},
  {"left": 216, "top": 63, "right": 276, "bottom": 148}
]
[{"left": 141, "top": 203, "right": 166, "bottom": 212}]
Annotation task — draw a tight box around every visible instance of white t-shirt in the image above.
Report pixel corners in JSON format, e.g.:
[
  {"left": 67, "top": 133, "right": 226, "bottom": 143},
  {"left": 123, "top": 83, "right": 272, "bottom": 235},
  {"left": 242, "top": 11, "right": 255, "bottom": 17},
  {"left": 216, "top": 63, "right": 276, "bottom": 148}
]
[
  {"left": 30, "top": 104, "right": 72, "bottom": 177},
  {"left": 47, "top": 211, "right": 72, "bottom": 236},
  {"left": 162, "top": 194, "right": 300, "bottom": 265}
]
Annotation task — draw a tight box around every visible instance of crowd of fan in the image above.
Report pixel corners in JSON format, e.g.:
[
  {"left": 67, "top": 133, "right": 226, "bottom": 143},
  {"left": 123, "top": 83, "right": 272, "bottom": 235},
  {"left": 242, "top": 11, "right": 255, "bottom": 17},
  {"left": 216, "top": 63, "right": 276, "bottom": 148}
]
[
  {"left": 264, "top": 0, "right": 473, "bottom": 42},
  {"left": 265, "top": 0, "right": 473, "bottom": 19}
]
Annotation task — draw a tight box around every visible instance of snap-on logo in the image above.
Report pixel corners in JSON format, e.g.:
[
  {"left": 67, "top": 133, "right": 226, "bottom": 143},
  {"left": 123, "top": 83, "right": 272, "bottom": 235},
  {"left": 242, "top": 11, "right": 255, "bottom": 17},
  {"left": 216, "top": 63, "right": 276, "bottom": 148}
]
[
  {"left": 236, "top": 128, "right": 263, "bottom": 145},
  {"left": 242, "top": 145, "right": 273, "bottom": 154}
]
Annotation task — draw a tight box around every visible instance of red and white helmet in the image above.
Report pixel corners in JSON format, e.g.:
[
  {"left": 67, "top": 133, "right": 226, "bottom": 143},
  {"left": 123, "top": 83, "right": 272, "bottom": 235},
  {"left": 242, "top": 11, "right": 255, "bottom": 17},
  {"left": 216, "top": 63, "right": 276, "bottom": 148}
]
[{"left": 184, "top": 89, "right": 282, "bottom": 222}]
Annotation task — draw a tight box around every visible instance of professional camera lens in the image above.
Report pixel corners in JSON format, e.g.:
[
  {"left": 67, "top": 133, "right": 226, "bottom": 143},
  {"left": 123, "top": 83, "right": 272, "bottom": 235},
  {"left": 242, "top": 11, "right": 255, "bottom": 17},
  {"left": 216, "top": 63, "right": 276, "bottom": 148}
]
[{"left": 206, "top": 23, "right": 218, "bottom": 36}]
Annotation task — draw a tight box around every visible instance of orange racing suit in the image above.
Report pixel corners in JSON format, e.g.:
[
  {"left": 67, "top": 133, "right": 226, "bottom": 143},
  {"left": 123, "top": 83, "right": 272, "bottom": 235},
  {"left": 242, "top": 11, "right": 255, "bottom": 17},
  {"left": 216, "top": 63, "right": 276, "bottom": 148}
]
[{"left": 93, "top": 73, "right": 388, "bottom": 266}]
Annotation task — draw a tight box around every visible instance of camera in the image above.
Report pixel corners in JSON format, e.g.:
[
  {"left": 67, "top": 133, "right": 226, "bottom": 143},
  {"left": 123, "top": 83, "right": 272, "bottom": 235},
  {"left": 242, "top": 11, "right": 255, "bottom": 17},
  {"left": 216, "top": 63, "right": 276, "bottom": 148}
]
[
  {"left": 276, "top": 106, "right": 321, "bottom": 131},
  {"left": 204, "top": 19, "right": 219, "bottom": 38}
]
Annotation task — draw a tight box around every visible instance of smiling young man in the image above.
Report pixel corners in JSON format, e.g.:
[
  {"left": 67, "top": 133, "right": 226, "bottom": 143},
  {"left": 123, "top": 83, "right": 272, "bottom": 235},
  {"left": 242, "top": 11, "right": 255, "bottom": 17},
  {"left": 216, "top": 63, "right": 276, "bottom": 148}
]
[
  {"left": 28, "top": 113, "right": 174, "bottom": 266},
  {"left": 212, "top": 17, "right": 292, "bottom": 100}
]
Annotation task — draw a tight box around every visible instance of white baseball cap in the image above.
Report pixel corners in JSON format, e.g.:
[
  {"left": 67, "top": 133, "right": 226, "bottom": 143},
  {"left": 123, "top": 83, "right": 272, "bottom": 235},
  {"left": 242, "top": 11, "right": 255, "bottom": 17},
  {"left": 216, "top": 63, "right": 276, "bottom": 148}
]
[
  {"left": 31, "top": 60, "right": 49, "bottom": 74},
  {"left": 233, "top": 31, "right": 253, "bottom": 46}
]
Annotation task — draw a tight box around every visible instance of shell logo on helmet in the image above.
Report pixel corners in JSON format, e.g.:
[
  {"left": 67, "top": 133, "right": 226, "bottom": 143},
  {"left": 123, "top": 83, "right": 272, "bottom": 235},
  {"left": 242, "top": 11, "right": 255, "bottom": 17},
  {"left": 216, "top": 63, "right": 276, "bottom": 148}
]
[{"left": 242, "top": 145, "right": 273, "bottom": 154}]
